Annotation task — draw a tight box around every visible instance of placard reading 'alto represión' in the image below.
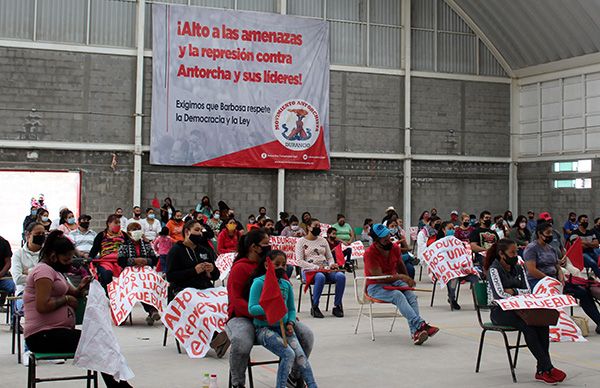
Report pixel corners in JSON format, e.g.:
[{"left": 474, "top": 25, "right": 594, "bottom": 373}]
[{"left": 151, "top": 4, "right": 330, "bottom": 170}]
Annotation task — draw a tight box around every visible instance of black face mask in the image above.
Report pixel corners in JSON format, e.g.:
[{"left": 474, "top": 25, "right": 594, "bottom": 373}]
[
  {"left": 79, "top": 222, "right": 90, "bottom": 229},
  {"left": 32, "top": 234, "right": 46, "bottom": 246},
  {"left": 528, "top": 215, "right": 534, "bottom": 219},
  {"left": 543, "top": 235, "right": 554, "bottom": 244},
  {"left": 259, "top": 245, "right": 272, "bottom": 260},
  {"left": 581, "top": 222, "right": 589, "bottom": 229},
  {"left": 504, "top": 254, "right": 518, "bottom": 266},
  {"left": 462, "top": 221, "right": 470, "bottom": 227},
  {"left": 483, "top": 219, "right": 492, "bottom": 227},
  {"left": 275, "top": 268, "right": 286, "bottom": 279},
  {"left": 433, "top": 223, "right": 441, "bottom": 231},
  {"left": 379, "top": 241, "right": 393, "bottom": 251},
  {"left": 311, "top": 227, "right": 321, "bottom": 236},
  {"left": 50, "top": 259, "right": 71, "bottom": 273},
  {"left": 189, "top": 234, "right": 205, "bottom": 246}
]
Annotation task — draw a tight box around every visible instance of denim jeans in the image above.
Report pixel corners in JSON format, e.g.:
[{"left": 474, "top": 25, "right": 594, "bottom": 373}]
[
  {"left": 446, "top": 274, "right": 479, "bottom": 303},
  {"left": 302, "top": 271, "right": 346, "bottom": 307},
  {"left": 402, "top": 254, "right": 415, "bottom": 279},
  {"left": 159, "top": 254, "right": 168, "bottom": 273},
  {"left": 367, "top": 280, "right": 424, "bottom": 335},
  {"left": 225, "top": 317, "right": 314, "bottom": 387},
  {"left": 583, "top": 252, "right": 600, "bottom": 277},
  {"left": 256, "top": 327, "right": 317, "bottom": 388},
  {"left": 0, "top": 277, "right": 15, "bottom": 295}
]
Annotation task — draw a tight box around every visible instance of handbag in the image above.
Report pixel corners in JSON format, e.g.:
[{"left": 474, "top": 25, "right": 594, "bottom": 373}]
[
  {"left": 515, "top": 308, "right": 559, "bottom": 326},
  {"left": 571, "top": 315, "right": 589, "bottom": 337}
]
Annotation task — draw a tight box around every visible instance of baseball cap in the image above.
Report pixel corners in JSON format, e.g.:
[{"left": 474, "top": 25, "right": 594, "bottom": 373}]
[
  {"left": 527, "top": 210, "right": 534, "bottom": 214},
  {"left": 451, "top": 210, "right": 459, "bottom": 215},
  {"left": 386, "top": 206, "right": 395, "bottom": 212},
  {"left": 371, "top": 223, "right": 390, "bottom": 238},
  {"left": 539, "top": 212, "right": 552, "bottom": 221}
]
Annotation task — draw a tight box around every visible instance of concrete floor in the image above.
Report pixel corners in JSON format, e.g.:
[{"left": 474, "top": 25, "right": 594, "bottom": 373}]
[{"left": 1, "top": 268, "right": 599, "bottom": 388}]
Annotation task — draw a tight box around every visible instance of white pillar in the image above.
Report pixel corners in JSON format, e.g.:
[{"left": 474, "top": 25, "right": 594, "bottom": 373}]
[
  {"left": 402, "top": 0, "right": 412, "bottom": 228},
  {"left": 133, "top": 0, "right": 146, "bottom": 207},
  {"left": 509, "top": 78, "right": 519, "bottom": 213},
  {"left": 277, "top": 169, "right": 285, "bottom": 216}
]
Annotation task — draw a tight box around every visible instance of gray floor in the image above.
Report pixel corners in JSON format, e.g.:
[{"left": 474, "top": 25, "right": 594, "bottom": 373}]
[{"left": 1, "top": 267, "right": 599, "bottom": 387}]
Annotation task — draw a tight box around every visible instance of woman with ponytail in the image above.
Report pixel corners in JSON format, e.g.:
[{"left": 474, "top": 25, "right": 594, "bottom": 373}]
[
  {"left": 486, "top": 238, "right": 566, "bottom": 384},
  {"left": 226, "top": 229, "right": 314, "bottom": 388},
  {"left": 23, "top": 230, "right": 133, "bottom": 387}
]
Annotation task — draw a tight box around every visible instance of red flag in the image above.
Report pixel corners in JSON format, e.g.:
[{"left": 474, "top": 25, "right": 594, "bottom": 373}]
[
  {"left": 334, "top": 244, "right": 345, "bottom": 267},
  {"left": 151, "top": 196, "right": 160, "bottom": 209},
  {"left": 566, "top": 237, "right": 584, "bottom": 271},
  {"left": 259, "top": 260, "right": 287, "bottom": 325}
]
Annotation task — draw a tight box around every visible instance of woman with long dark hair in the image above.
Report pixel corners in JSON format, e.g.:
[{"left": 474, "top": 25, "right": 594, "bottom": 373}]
[
  {"left": 226, "top": 230, "right": 314, "bottom": 388},
  {"left": 89, "top": 214, "right": 130, "bottom": 290},
  {"left": 485, "top": 238, "right": 566, "bottom": 384},
  {"left": 160, "top": 197, "right": 175, "bottom": 226},
  {"left": 23, "top": 230, "right": 133, "bottom": 387},
  {"left": 509, "top": 215, "right": 531, "bottom": 256}
]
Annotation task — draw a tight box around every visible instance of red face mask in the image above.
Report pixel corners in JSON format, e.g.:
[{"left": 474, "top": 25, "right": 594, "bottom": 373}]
[{"left": 110, "top": 225, "right": 121, "bottom": 233}]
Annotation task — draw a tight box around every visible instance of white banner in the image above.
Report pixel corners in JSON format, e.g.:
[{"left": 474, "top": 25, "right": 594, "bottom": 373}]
[
  {"left": 269, "top": 236, "right": 298, "bottom": 265},
  {"left": 343, "top": 240, "right": 365, "bottom": 260},
  {"left": 107, "top": 266, "right": 168, "bottom": 325},
  {"left": 420, "top": 236, "right": 478, "bottom": 287},
  {"left": 161, "top": 287, "right": 228, "bottom": 358},
  {"left": 215, "top": 252, "right": 236, "bottom": 281},
  {"left": 151, "top": 4, "right": 330, "bottom": 170}
]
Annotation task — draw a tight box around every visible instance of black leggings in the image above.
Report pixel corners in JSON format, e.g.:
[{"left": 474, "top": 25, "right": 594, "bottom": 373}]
[
  {"left": 564, "top": 283, "right": 600, "bottom": 326},
  {"left": 26, "top": 329, "right": 132, "bottom": 388},
  {"left": 490, "top": 308, "right": 553, "bottom": 373}
]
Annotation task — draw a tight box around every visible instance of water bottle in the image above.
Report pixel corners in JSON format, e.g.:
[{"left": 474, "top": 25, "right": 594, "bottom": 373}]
[
  {"left": 209, "top": 374, "right": 218, "bottom": 388},
  {"left": 201, "top": 373, "right": 210, "bottom": 388}
]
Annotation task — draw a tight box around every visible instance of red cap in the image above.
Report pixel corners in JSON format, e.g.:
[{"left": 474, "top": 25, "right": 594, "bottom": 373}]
[{"left": 539, "top": 212, "right": 552, "bottom": 221}]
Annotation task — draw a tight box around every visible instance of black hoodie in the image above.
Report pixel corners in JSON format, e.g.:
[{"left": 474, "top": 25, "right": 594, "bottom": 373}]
[{"left": 166, "top": 241, "right": 219, "bottom": 293}]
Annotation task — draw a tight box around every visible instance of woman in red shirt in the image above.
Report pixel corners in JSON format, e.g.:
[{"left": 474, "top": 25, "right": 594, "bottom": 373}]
[{"left": 218, "top": 219, "right": 241, "bottom": 254}]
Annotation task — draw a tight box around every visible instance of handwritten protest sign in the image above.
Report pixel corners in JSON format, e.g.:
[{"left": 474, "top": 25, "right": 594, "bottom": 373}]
[
  {"left": 421, "top": 236, "right": 478, "bottom": 287},
  {"left": 161, "top": 287, "right": 228, "bottom": 358},
  {"left": 107, "top": 266, "right": 168, "bottom": 325},
  {"left": 495, "top": 293, "right": 577, "bottom": 311},
  {"left": 409, "top": 227, "right": 419, "bottom": 241},
  {"left": 319, "top": 223, "right": 330, "bottom": 238},
  {"left": 269, "top": 236, "right": 299, "bottom": 265},
  {"left": 342, "top": 240, "right": 365, "bottom": 261},
  {"left": 215, "top": 252, "right": 236, "bottom": 281}
]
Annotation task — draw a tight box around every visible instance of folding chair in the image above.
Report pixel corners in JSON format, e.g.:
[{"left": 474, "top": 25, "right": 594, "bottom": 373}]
[
  {"left": 297, "top": 276, "right": 334, "bottom": 313},
  {"left": 472, "top": 281, "right": 527, "bottom": 383},
  {"left": 353, "top": 276, "right": 400, "bottom": 341},
  {"left": 162, "top": 285, "right": 182, "bottom": 354},
  {"left": 10, "top": 295, "right": 23, "bottom": 364},
  {"left": 228, "top": 346, "right": 279, "bottom": 388},
  {"left": 430, "top": 277, "right": 461, "bottom": 308},
  {"left": 27, "top": 297, "right": 99, "bottom": 387}
]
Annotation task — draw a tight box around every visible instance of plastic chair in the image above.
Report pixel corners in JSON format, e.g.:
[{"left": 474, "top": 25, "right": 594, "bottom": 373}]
[
  {"left": 430, "top": 277, "right": 462, "bottom": 308},
  {"left": 472, "top": 281, "right": 527, "bottom": 383},
  {"left": 297, "top": 276, "right": 334, "bottom": 313},
  {"left": 353, "top": 276, "right": 400, "bottom": 341},
  {"left": 228, "top": 346, "right": 280, "bottom": 388},
  {"left": 9, "top": 295, "right": 23, "bottom": 363},
  {"left": 162, "top": 285, "right": 182, "bottom": 354}
]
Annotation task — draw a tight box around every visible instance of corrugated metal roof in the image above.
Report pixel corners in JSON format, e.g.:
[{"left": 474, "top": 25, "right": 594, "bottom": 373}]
[{"left": 454, "top": 0, "right": 600, "bottom": 70}]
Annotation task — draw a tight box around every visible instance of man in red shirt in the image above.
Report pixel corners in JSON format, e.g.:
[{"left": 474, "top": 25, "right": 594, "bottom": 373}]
[{"left": 364, "top": 224, "right": 439, "bottom": 345}]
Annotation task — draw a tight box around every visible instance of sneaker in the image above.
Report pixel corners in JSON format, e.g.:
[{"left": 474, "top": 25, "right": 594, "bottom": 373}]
[
  {"left": 151, "top": 311, "right": 161, "bottom": 321},
  {"left": 535, "top": 371, "right": 559, "bottom": 385},
  {"left": 209, "top": 331, "right": 231, "bottom": 359},
  {"left": 423, "top": 323, "right": 439, "bottom": 337},
  {"left": 413, "top": 329, "right": 429, "bottom": 345},
  {"left": 450, "top": 300, "right": 461, "bottom": 310},
  {"left": 145, "top": 315, "right": 155, "bottom": 326},
  {"left": 286, "top": 376, "right": 306, "bottom": 388},
  {"left": 344, "top": 262, "right": 354, "bottom": 273},
  {"left": 332, "top": 305, "right": 344, "bottom": 318},
  {"left": 23, "top": 351, "right": 30, "bottom": 367},
  {"left": 310, "top": 305, "right": 324, "bottom": 318},
  {"left": 549, "top": 368, "right": 566, "bottom": 382}
]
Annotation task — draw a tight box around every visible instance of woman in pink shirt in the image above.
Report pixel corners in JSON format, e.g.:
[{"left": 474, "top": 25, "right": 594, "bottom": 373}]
[
  {"left": 57, "top": 210, "right": 78, "bottom": 235},
  {"left": 23, "top": 230, "right": 133, "bottom": 387}
]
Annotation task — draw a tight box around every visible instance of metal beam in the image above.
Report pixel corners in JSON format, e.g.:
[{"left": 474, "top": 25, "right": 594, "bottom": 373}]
[
  {"left": 0, "top": 140, "right": 136, "bottom": 152},
  {"left": 0, "top": 39, "right": 137, "bottom": 57},
  {"left": 443, "top": 0, "right": 514, "bottom": 78},
  {"left": 509, "top": 78, "right": 519, "bottom": 213},
  {"left": 411, "top": 70, "right": 510, "bottom": 84},
  {"left": 277, "top": 169, "right": 285, "bottom": 216},
  {"left": 133, "top": 0, "right": 146, "bottom": 207},
  {"left": 411, "top": 154, "right": 511, "bottom": 163},
  {"left": 518, "top": 61, "right": 600, "bottom": 86},
  {"left": 518, "top": 153, "right": 600, "bottom": 163},
  {"left": 514, "top": 51, "right": 600, "bottom": 80},
  {"left": 329, "top": 152, "right": 406, "bottom": 160},
  {"left": 403, "top": 0, "right": 412, "bottom": 229}
]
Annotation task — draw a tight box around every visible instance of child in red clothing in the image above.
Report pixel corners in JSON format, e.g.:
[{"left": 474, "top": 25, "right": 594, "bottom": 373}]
[{"left": 152, "top": 227, "right": 173, "bottom": 273}]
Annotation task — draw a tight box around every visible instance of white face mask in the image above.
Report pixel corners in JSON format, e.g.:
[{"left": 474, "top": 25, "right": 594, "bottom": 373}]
[
  {"left": 291, "top": 224, "right": 299, "bottom": 231},
  {"left": 131, "top": 230, "right": 143, "bottom": 241}
]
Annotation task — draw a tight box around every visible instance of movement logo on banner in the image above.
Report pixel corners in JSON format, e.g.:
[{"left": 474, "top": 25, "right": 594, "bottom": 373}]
[
  {"left": 161, "top": 287, "right": 228, "bottom": 358},
  {"left": 495, "top": 277, "right": 585, "bottom": 342},
  {"left": 421, "top": 236, "right": 478, "bottom": 287},
  {"left": 151, "top": 4, "right": 329, "bottom": 170},
  {"left": 107, "top": 266, "right": 168, "bottom": 325}
]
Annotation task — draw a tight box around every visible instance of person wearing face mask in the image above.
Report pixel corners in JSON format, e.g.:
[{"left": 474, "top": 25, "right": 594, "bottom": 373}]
[
  {"left": 503, "top": 210, "right": 515, "bottom": 228},
  {"left": 436, "top": 222, "right": 479, "bottom": 310},
  {"left": 449, "top": 210, "right": 459, "bottom": 224},
  {"left": 526, "top": 211, "right": 537, "bottom": 234},
  {"left": 218, "top": 219, "right": 242, "bottom": 254},
  {"left": 264, "top": 218, "right": 276, "bottom": 236},
  {"left": 325, "top": 227, "right": 353, "bottom": 273},
  {"left": 140, "top": 208, "right": 161, "bottom": 242},
  {"left": 537, "top": 212, "right": 565, "bottom": 257},
  {"left": 332, "top": 214, "right": 354, "bottom": 244},
  {"left": 417, "top": 211, "right": 430, "bottom": 230},
  {"left": 36, "top": 208, "right": 52, "bottom": 232},
  {"left": 365, "top": 224, "right": 439, "bottom": 345},
  {"left": 166, "top": 210, "right": 185, "bottom": 242},
  {"left": 360, "top": 218, "right": 374, "bottom": 245},
  {"left": 71, "top": 214, "right": 97, "bottom": 259},
  {"left": 160, "top": 197, "right": 175, "bottom": 226},
  {"left": 416, "top": 216, "right": 441, "bottom": 264},
  {"left": 197, "top": 196, "right": 213, "bottom": 218},
  {"left": 299, "top": 212, "right": 312, "bottom": 233},
  {"left": 454, "top": 213, "right": 474, "bottom": 243},
  {"left": 485, "top": 238, "right": 566, "bottom": 385},
  {"left": 50, "top": 206, "right": 69, "bottom": 231},
  {"left": 526, "top": 222, "right": 600, "bottom": 334},
  {"left": 57, "top": 210, "right": 78, "bottom": 235},
  {"left": 281, "top": 215, "right": 306, "bottom": 238},
  {"left": 569, "top": 214, "right": 600, "bottom": 278},
  {"left": 23, "top": 206, "right": 39, "bottom": 233},
  {"left": 23, "top": 231, "right": 134, "bottom": 388},
  {"left": 508, "top": 215, "right": 531, "bottom": 256},
  {"left": 562, "top": 212, "right": 578, "bottom": 241},
  {"left": 247, "top": 250, "right": 318, "bottom": 388},
  {"left": 114, "top": 207, "right": 128, "bottom": 231},
  {"left": 469, "top": 211, "right": 499, "bottom": 266},
  {"left": 89, "top": 214, "right": 130, "bottom": 291},
  {"left": 127, "top": 206, "right": 143, "bottom": 227},
  {"left": 246, "top": 214, "right": 260, "bottom": 232},
  {"left": 490, "top": 215, "right": 507, "bottom": 239},
  {"left": 226, "top": 230, "right": 313, "bottom": 388},
  {"left": 295, "top": 219, "right": 346, "bottom": 318},
  {"left": 594, "top": 217, "right": 600, "bottom": 259},
  {"left": 387, "top": 218, "right": 414, "bottom": 279},
  {"left": 118, "top": 223, "right": 160, "bottom": 326},
  {"left": 258, "top": 206, "right": 267, "bottom": 219}
]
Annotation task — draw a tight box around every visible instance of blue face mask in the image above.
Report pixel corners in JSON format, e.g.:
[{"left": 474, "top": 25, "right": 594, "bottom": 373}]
[
  {"left": 148, "top": 213, "right": 155, "bottom": 220},
  {"left": 31, "top": 209, "right": 37, "bottom": 216},
  {"left": 67, "top": 217, "right": 76, "bottom": 225},
  {"left": 446, "top": 229, "right": 455, "bottom": 237},
  {"left": 41, "top": 216, "right": 49, "bottom": 222},
  {"left": 389, "top": 227, "right": 398, "bottom": 234}
]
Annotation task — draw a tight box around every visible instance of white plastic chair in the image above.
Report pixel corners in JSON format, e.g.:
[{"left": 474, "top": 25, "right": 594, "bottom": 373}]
[{"left": 353, "top": 275, "right": 401, "bottom": 341}]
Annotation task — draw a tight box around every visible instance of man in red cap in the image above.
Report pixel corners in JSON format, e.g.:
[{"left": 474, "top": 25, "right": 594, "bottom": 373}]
[{"left": 538, "top": 212, "right": 565, "bottom": 257}]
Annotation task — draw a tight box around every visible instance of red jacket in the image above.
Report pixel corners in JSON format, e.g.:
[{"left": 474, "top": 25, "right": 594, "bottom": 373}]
[
  {"left": 227, "top": 257, "right": 258, "bottom": 319},
  {"left": 217, "top": 229, "right": 239, "bottom": 254}
]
